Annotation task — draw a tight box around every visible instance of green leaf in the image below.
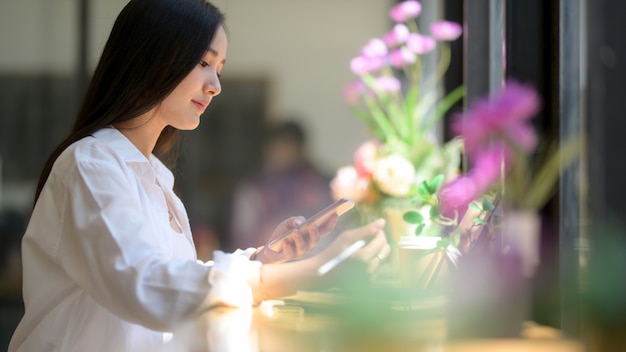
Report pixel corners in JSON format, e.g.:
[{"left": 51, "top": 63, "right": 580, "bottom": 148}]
[
  {"left": 403, "top": 211, "right": 424, "bottom": 224},
  {"left": 469, "top": 202, "right": 482, "bottom": 211},
  {"left": 428, "top": 174, "right": 445, "bottom": 193},
  {"left": 423, "top": 85, "right": 466, "bottom": 131},
  {"left": 473, "top": 218, "right": 488, "bottom": 225},
  {"left": 482, "top": 198, "right": 495, "bottom": 211},
  {"left": 520, "top": 136, "right": 583, "bottom": 209},
  {"left": 429, "top": 205, "right": 440, "bottom": 220},
  {"left": 418, "top": 181, "right": 431, "bottom": 200},
  {"left": 415, "top": 223, "right": 426, "bottom": 235}
]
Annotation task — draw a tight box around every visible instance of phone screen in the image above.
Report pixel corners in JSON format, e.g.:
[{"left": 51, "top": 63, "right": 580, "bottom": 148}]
[{"left": 267, "top": 197, "right": 355, "bottom": 251}]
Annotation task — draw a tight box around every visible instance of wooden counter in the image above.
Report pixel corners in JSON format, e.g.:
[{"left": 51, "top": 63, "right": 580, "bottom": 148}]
[{"left": 160, "top": 288, "right": 585, "bottom": 352}]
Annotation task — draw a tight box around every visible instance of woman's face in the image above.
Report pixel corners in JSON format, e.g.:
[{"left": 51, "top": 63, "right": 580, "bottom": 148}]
[{"left": 157, "top": 25, "right": 228, "bottom": 130}]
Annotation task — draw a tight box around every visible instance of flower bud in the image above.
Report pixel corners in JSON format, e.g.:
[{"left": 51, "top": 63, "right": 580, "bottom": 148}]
[
  {"left": 350, "top": 55, "right": 384, "bottom": 74},
  {"left": 406, "top": 33, "right": 436, "bottom": 54},
  {"left": 383, "top": 23, "right": 410, "bottom": 47},
  {"left": 429, "top": 21, "right": 463, "bottom": 41},
  {"left": 388, "top": 46, "right": 416, "bottom": 68},
  {"left": 389, "top": 0, "right": 422, "bottom": 23},
  {"left": 361, "top": 38, "right": 388, "bottom": 58}
]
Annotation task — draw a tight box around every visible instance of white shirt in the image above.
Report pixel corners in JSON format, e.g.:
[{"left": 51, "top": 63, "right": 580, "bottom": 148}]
[{"left": 9, "top": 128, "right": 260, "bottom": 352}]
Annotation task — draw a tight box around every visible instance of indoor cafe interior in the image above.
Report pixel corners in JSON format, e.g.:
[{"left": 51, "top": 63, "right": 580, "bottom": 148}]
[{"left": 0, "top": 0, "right": 625, "bottom": 351}]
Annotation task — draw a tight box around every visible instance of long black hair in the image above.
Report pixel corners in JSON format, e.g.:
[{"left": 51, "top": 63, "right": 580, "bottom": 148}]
[{"left": 34, "top": 0, "right": 225, "bottom": 202}]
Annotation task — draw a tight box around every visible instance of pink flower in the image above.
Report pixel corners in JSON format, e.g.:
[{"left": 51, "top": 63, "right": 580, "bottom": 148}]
[
  {"left": 383, "top": 23, "right": 410, "bottom": 47},
  {"left": 343, "top": 79, "right": 365, "bottom": 105},
  {"left": 330, "top": 166, "right": 372, "bottom": 203},
  {"left": 350, "top": 55, "right": 384, "bottom": 75},
  {"left": 354, "top": 140, "right": 380, "bottom": 178},
  {"left": 452, "top": 80, "right": 541, "bottom": 157},
  {"left": 389, "top": 0, "right": 422, "bottom": 23},
  {"left": 429, "top": 21, "right": 463, "bottom": 41},
  {"left": 374, "top": 76, "right": 402, "bottom": 93},
  {"left": 406, "top": 33, "right": 436, "bottom": 54},
  {"left": 388, "top": 46, "right": 416, "bottom": 68},
  {"left": 361, "top": 38, "right": 388, "bottom": 58}
]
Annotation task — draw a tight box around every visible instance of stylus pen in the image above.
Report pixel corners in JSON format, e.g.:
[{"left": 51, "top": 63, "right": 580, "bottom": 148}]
[{"left": 317, "top": 240, "right": 366, "bottom": 276}]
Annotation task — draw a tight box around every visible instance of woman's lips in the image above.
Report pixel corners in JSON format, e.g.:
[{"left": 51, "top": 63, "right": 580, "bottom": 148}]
[{"left": 192, "top": 100, "right": 208, "bottom": 112}]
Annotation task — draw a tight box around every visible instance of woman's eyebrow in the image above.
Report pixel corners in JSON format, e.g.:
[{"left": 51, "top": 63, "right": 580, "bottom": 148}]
[{"left": 207, "top": 48, "right": 226, "bottom": 65}]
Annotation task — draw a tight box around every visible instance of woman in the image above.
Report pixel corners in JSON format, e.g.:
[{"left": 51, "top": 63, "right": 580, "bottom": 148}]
[{"left": 8, "top": 0, "right": 389, "bottom": 351}]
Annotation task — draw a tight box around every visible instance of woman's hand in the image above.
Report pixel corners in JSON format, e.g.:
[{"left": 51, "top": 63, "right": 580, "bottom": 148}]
[
  {"left": 253, "top": 218, "right": 390, "bottom": 301},
  {"left": 253, "top": 215, "right": 338, "bottom": 264}
]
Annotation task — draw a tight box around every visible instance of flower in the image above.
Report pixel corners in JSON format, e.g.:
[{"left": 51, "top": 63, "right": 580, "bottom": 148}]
[
  {"left": 451, "top": 81, "right": 541, "bottom": 158},
  {"left": 331, "top": 0, "right": 465, "bottom": 233},
  {"left": 406, "top": 33, "right": 436, "bottom": 54},
  {"left": 354, "top": 140, "right": 379, "bottom": 177},
  {"left": 441, "top": 80, "right": 582, "bottom": 213},
  {"left": 389, "top": 0, "right": 422, "bottom": 22},
  {"left": 429, "top": 21, "right": 463, "bottom": 41},
  {"left": 372, "top": 154, "right": 416, "bottom": 197},
  {"left": 399, "top": 80, "right": 581, "bottom": 257},
  {"left": 383, "top": 24, "right": 410, "bottom": 47},
  {"left": 330, "top": 166, "right": 372, "bottom": 203},
  {"left": 439, "top": 145, "right": 509, "bottom": 216}
]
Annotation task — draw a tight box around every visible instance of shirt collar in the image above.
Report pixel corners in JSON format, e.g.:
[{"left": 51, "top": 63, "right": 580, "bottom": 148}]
[{"left": 92, "top": 127, "right": 175, "bottom": 189}]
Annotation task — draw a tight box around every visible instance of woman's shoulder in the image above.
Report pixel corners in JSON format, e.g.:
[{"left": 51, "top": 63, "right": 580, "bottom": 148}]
[{"left": 53, "top": 128, "right": 142, "bottom": 177}]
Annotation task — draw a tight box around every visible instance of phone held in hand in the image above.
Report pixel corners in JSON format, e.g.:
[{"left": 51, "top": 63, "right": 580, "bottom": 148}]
[{"left": 267, "top": 197, "right": 355, "bottom": 251}]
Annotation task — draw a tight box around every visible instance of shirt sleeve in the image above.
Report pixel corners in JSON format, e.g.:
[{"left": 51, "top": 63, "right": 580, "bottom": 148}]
[{"left": 52, "top": 147, "right": 260, "bottom": 331}]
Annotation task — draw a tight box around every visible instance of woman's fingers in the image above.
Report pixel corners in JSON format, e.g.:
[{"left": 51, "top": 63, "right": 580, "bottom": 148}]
[
  {"left": 317, "top": 214, "right": 338, "bottom": 236},
  {"left": 340, "top": 218, "right": 386, "bottom": 244},
  {"left": 304, "top": 222, "right": 321, "bottom": 251},
  {"left": 357, "top": 230, "right": 390, "bottom": 273}
]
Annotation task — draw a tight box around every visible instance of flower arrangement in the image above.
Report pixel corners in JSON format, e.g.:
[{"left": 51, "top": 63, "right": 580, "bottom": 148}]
[
  {"left": 402, "top": 80, "right": 583, "bottom": 254},
  {"left": 330, "top": 0, "right": 465, "bottom": 237}
]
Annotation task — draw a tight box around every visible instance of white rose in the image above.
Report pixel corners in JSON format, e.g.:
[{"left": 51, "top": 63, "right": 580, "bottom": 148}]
[{"left": 372, "top": 154, "right": 416, "bottom": 197}]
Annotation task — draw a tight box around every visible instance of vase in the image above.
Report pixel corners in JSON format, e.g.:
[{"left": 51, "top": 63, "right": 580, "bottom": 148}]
[
  {"left": 446, "top": 208, "right": 539, "bottom": 339},
  {"left": 502, "top": 208, "right": 541, "bottom": 278},
  {"left": 397, "top": 236, "right": 443, "bottom": 289},
  {"left": 382, "top": 205, "right": 417, "bottom": 245}
]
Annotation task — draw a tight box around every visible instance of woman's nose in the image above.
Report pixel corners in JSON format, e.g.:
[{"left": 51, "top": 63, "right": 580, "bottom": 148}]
[{"left": 203, "top": 75, "right": 221, "bottom": 96}]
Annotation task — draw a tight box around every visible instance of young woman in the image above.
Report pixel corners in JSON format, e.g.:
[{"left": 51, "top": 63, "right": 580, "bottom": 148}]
[{"left": 8, "top": 0, "right": 389, "bottom": 350}]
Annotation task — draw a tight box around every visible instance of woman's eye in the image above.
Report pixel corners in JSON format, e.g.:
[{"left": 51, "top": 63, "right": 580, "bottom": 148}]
[{"left": 199, "top": 60, "right": 209, "bottom": 68}]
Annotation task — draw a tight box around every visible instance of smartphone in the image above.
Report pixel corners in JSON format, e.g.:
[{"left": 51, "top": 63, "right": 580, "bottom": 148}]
[{"left": 267, "top": 197, "right": 355, "bottom": 251}]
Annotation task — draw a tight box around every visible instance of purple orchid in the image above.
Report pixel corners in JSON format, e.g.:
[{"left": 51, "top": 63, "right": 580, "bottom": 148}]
[
  {"left": 440, "top": 145, "right": 510, "bottom": 215},
  {"left": 452, "top": 80, "right": 541, "bottom": 157}
]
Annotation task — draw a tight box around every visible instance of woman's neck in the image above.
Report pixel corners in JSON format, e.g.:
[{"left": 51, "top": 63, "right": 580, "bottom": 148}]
[{"left": 114, "top": 112, "right": 165, "bottom": 159}]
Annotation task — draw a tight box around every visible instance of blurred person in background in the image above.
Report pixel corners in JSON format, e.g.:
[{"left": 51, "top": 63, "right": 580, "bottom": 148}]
[
  {"left": 230, "top": 120, "right": 335, "bottom": 252},
  {"left": 8, "top": 0, "right": 389, "bottom": 350}
]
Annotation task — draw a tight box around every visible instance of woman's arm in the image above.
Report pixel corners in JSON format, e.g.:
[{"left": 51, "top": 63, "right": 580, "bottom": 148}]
[{"left": 253, "top": 219, "right": 388, "bottom": 301}]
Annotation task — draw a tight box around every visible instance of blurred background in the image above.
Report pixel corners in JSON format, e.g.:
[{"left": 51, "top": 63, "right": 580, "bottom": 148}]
[{"left": 1, "top": 0, "right": 626, "bottom": 349}]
